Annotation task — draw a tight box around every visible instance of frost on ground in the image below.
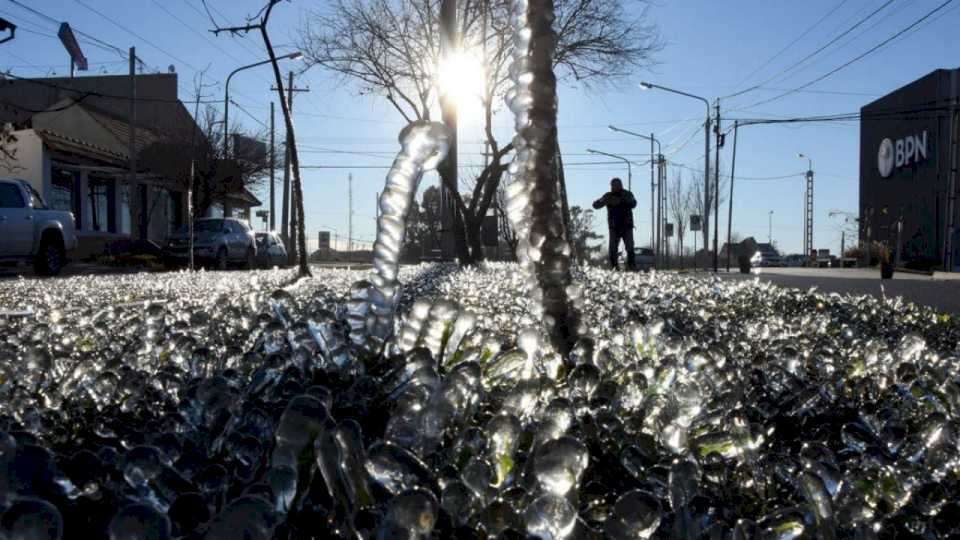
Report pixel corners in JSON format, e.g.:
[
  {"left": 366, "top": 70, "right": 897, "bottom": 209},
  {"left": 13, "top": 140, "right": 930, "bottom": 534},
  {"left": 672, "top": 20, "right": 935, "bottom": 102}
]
[{"left": 0, "top": 263, "right": 958, "bottom": 538}]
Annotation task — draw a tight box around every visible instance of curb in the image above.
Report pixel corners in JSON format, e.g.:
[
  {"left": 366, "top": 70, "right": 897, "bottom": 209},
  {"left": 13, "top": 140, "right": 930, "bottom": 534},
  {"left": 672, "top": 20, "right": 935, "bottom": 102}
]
[{"left": 932, "top": 271, "right": 960, "bottom": 281}]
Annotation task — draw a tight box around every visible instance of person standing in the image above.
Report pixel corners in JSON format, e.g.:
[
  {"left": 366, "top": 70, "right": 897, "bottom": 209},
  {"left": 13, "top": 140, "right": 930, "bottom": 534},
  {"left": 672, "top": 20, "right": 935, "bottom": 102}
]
[{"left": 593, "top": 177, "right": 637, "bottom": 269}]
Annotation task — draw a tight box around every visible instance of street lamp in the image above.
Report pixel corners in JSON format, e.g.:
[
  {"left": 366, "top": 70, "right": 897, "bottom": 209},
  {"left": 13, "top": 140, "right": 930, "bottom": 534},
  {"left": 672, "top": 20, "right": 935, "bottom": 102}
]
[
  {"left": 608, "top": 125, "right": 662, "bottom": 258},
  {"left": 586, "top": 149, "right": 632, "bottom": 192},
  {"left": 639, "top": 81, "right": 713, "bottom": 270},
  {"left": 223, "top": 51, "right": 302, "bottom": 157}
]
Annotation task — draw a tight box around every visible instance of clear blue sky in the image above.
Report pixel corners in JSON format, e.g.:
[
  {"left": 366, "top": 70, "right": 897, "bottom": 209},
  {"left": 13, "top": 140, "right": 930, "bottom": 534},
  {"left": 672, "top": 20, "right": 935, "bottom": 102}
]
[{"left": 4, "top": 0, "right": 959, "bottom": 254}]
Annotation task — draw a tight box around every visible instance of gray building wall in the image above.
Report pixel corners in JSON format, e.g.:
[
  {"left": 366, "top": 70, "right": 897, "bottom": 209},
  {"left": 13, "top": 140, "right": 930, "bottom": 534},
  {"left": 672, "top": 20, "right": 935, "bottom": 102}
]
[{"left": 859, "top": 68, "right": 960, "bottom": 267}]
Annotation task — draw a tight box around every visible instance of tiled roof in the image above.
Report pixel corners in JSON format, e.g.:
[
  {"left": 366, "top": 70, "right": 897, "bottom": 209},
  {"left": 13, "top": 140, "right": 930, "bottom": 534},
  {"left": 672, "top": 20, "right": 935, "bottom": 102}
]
[
  {"left": 36, "top": 128, "right": 127, "bottom": 165},
  {"left": 225, "top": 188, "right": 262, "bottom": 207}
]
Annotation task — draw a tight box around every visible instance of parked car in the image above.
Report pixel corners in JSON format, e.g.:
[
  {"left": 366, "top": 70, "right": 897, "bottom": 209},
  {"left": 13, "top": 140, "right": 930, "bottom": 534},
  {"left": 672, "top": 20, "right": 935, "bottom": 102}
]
[
  {"left": 751, "top": 249, "right": 782, "bottom": 267},
  {"left": 255, "top": 231, "right": 288, "bottom": 268},
  {"left": 163, "top": 217, "right": 257, "bottom": 269},
  {"left": 632, "top": 247, "right": 655, "bottom": 271},
  {"left": 781, "top": 254, "right": 806, "bottom": 267},
  {"left": 0, "top": 178, "right": 77, "bottom": 276},
  {"left": 816, "top": 249, "right": 832, "bottom": 268}
]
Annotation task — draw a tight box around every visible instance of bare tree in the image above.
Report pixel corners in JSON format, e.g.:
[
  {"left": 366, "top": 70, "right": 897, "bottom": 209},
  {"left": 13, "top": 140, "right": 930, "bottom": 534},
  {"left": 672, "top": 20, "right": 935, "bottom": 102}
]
[
  {"left": 495, "top": 185, "right": 518, "bottom": 261},
  {"left": 567, "top": 206, "right": 602, "bottom": 261},
  {"left": 667, "top": 171, "right": 689, "bottom": 269},
  {"left": 139, "top": 105, "right": 271, "bottom": 224},
  {"left": 687, "top": 165, "right": 728, "bottom": 259},
  {"left": 298, "top": 0, "right": 661, "bottom": 265},
  {"left": 0, "top": 124, "right": 19, "bottom": 174},
  {"left": 205, "top": 0, "right": 310, "bottom": 277}
]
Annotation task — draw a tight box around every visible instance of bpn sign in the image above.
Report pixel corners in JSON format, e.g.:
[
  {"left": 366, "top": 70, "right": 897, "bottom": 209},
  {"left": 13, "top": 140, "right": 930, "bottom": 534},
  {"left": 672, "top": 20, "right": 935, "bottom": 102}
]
[{"left": 878, "top": 131, "right": 928, "bottom": 178}]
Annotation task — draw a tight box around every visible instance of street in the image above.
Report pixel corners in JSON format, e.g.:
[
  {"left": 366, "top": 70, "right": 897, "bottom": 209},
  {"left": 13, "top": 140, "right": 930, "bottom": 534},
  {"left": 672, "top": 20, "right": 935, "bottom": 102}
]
[{"left": 714, "top": 267, "right": 960, "bottom": 314}]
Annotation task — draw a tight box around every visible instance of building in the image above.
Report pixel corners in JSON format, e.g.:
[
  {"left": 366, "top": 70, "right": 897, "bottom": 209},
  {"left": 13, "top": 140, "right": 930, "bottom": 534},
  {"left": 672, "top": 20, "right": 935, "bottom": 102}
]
[
  {"left": 859, "top": 68, "right": 960, "bottom": 271},
  {"left": 0, "top": 73, "right": 261, "bottom": 258}
]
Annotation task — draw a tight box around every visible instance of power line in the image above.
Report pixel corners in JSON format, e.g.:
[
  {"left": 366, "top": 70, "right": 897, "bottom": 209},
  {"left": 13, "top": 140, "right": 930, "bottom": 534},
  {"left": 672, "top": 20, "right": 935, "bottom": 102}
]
[
  {"left": 733, "top": 0, "right": 954, "bottom": 111},
  {"left": 299, "top": 160, "right": 638, "bottom": 170},
  {"left": 731, "top": 0, "right": 851, "bottom": 92},
  {"left": 73, "top": 0, "right": 202, "bottom": 73},
  {"left": 229, "top": 99, "right": 268, "bottom": 129},
  {"left": 667, "top": 162, "right": 806, "bottom": 181},
  {"left": 176, "top": 0, "right": 262, "bottom": 59},
  {"left": 6, "top": 0, "right": 127, "bottom": 57},
  {"left": 723, "top": 0, "right": 895, "bottom": 100},
  {"left": 1, "top": 72, "right": 224, "bottom": 105}
]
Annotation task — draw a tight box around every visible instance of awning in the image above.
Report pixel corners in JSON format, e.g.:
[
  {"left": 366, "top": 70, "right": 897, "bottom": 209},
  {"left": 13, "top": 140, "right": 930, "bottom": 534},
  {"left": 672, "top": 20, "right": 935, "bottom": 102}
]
[
  {"left": 224, "top": 187, "right": 262, "bottom": 207},
  {"left": 37, "top": 128, "right": 126, "bottom": 167}
]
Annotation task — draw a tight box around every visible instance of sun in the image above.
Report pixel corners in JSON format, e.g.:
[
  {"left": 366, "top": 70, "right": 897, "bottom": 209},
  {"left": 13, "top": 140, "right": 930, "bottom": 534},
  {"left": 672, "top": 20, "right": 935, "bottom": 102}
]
[{"left": 437, "top": 50, "right": 487, "bottom": 115}]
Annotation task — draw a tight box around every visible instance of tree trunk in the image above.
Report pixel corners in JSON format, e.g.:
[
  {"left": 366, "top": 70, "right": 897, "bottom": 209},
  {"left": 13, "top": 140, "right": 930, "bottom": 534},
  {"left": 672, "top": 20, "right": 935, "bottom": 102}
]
[
  {"left": 453, "top": 207, "right": 473, "bottom": 265},
  {"left": 261, "top": 6, "right": 310, "bottom": 278},
  {"left": 465, "top": 216, "right": 485, "bottom": 264}
]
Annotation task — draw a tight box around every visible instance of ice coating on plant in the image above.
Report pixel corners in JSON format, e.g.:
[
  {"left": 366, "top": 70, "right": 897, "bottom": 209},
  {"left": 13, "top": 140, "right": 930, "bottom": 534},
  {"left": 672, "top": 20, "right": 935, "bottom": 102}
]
[
  {"left": 1, "top": 264, "right": 960, "bottom": 536},
  {"left": 503, "top": 0, "right": 581, "bottom": 352},
  {"left": 347, "top": 121, "right": 451, "bottom": 352}
]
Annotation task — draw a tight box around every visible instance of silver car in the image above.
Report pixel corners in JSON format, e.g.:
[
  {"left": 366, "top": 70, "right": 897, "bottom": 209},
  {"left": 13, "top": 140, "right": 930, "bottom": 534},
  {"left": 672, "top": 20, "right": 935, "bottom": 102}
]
[
  {"left": 164, "top": 218, "right": 257, "bottom": 269},
  {"left": 633, "top": 247, "right": 655, "bottom": 271},
  {"left": 255, "top": 231, "right": 288, "bottom": 268}
]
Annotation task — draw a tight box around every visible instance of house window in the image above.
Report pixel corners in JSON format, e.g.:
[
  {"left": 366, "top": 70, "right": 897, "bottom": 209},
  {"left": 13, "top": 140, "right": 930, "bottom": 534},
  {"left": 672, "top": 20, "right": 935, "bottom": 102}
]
[
  {"left": 119, "top": 183, "right": 131, "bottom": 235},
  {"left": 88, "top": 179, "right": 110, "bottom": 232},
  {"left": 166, "top": 190, "right": 183, "bottom": 234},
  {"left": 50, "top": 168, "right": 76, "bottom": 213}
]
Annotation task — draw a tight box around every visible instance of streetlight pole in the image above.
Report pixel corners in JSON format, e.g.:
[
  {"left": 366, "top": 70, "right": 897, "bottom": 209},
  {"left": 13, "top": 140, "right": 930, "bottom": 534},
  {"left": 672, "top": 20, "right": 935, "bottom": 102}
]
[
  {"left": 586, "top": 149, "right": 632, "bottom": 192},
  {"left": 608, "top": 125, "right": 661, "bottom": 257},
  {"left": 223, "top": 52, "right": 302, "bottom": 157},
  {"left": 638, "top": 83, "right": 711, "bottom": 270}
]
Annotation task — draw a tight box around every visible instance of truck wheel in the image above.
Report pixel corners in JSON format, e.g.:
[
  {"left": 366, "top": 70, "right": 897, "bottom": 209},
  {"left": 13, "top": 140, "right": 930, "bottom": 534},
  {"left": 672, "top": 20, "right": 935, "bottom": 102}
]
[
  {"left": 34, "top": 236, "right": 64, "bottom": 276},
  {"left": 215, "top": 247, "right": 228, "bottom": 271}
]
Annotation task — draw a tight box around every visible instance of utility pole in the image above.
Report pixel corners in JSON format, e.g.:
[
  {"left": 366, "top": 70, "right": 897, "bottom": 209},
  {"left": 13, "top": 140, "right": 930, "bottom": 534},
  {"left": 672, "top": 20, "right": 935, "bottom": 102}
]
[
  {"left": 348, "top": 173, "right": 354, "bottom": 256},
  {"left": 661, "top": 155, "right": 667, "bottom": 266},
  {"left": 650, "top": 135, "right": 655, "bottom": 254},
  {"left": 128, "top": 46, "right": 140, "bottom": 239},
  {"left": 713, "top": 99, "right": 721, "bottom": 272},
  {"left": 943, "top": 108, "right": 959, "bottom": 271},
  {"left": 439, "top": 0, "right": 458, "bottom": 261},
  {"left": 804, "top": 162, "right": 814, "bottom": 261},
  {"left": 704, "top": 115, "right": 711, "bottom": 270},
  {"left": 272, "top": 71, "right": 308, "bottom": 257},
  {"left": 269, "top": 102, "right": 275, "bottom": 231},
  {"left": 841, "top": 230, "right": 845, "bottom": 258},
  {"left": 726, "top": 120, "right": 738, "bottom": 272}
]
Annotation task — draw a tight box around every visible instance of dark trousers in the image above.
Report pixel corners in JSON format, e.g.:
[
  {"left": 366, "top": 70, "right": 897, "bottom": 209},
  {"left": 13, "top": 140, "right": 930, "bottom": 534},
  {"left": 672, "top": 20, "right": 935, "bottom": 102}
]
[{"left": 609, "top": 227, "right": 635, "bottom": 268}]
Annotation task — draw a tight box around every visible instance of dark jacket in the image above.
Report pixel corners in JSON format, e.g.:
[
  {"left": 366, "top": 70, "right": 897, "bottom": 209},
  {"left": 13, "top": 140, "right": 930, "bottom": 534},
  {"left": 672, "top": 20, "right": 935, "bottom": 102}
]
[{"left": 593, "top": 190, "right": 637, "bottom": 231}]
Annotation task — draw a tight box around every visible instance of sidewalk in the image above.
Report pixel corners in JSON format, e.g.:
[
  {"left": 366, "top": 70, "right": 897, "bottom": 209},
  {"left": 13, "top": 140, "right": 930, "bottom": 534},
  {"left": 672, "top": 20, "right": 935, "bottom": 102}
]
[{"left": 0, "top": 261, "right": 156, "bottom": 280}]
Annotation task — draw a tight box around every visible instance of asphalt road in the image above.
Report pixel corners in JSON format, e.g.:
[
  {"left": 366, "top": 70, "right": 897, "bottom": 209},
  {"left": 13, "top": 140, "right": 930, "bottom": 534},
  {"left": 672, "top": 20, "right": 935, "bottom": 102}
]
[{"left": 714, "top": 267, "right": 960, "bottom": 314}]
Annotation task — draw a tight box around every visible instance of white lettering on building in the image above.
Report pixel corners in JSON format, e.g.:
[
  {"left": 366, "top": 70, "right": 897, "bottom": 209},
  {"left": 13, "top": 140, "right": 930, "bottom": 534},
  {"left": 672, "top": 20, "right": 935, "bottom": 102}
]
[{"left": 879, "top": 130, "right": 928, "bottom": 178}]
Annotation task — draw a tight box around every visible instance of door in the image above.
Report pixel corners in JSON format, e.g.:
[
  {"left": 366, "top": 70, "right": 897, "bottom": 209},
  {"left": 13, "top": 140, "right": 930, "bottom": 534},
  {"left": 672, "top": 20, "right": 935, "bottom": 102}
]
[
  {"left": 0, "top": 183, "right": 34, "bottom": 256},
  {"left": 269, "top": 234, "right": 286, "bottom": 265},
  {"left": 226, "top": 221, "right": 245, "bottom": 259}
]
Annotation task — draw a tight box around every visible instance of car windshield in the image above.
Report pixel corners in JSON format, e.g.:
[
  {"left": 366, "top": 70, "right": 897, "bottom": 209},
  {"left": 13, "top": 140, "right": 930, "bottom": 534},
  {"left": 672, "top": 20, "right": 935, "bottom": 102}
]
[
  {"left": 28, "top": 186, "right": 48, "bottom": 209},
  {"left": 176, "top": 219, "right": 224, "bottom": 234}
]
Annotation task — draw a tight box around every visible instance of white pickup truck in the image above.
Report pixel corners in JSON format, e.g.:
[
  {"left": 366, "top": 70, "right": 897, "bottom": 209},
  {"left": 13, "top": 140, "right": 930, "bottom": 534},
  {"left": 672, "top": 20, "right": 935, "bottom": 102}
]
[{"left": 0, "top": 178, "right": 77, "bottom": 276}]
